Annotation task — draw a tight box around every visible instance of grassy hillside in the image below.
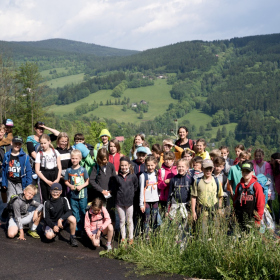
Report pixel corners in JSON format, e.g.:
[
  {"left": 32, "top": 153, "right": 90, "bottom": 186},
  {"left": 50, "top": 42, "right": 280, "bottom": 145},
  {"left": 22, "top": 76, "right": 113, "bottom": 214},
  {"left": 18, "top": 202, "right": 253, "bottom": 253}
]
[
  {"left": 48, "top": 79, "right": 173, "bottom": 124},
  {"left": 43, "top": 73, "right": 85, "bottom": 88}
]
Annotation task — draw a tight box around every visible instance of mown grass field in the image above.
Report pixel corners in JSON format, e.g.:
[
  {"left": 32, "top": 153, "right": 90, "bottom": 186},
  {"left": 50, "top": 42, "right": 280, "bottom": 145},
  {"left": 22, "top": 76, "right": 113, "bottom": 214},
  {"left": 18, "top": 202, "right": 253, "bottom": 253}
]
[
  {"left": 48, "top": 79, "right": 173, "bottom": 124},
  {"left": 42, "top": 73, "right": 85, "bottom": 88},
  {"left": 40, "top": 67, "right": 72, "bottom": 78}
]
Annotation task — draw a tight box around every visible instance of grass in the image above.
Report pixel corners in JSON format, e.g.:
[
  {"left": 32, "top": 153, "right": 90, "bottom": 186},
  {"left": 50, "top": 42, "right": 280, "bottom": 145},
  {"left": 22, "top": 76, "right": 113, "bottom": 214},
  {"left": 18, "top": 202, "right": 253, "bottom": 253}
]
[
  {"left": 42, "top": 73, "right": 85, "bottom": 88},
  {"left": 40, "top": 67, "right": 73, "bottom": 78},
  {"left": 109, "top": 208, "right": 280, "bottom": 279},
  {"left": 48, "top": 79, "right": 173, "bottom": 124}
]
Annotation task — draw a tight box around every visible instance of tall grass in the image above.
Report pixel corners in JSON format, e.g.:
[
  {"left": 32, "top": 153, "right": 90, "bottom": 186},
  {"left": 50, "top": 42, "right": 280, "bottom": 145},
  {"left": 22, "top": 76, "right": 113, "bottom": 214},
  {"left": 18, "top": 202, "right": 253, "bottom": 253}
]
[{"left": 110, "top": 213, "right": 280, "bottom": 279}]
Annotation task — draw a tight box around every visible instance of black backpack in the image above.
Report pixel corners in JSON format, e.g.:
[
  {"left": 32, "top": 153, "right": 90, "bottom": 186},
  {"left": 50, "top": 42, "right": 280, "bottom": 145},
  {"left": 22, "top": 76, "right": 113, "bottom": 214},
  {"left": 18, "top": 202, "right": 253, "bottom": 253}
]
[{"left": 1, "top": 194, "right": 20, "bottom": 219}]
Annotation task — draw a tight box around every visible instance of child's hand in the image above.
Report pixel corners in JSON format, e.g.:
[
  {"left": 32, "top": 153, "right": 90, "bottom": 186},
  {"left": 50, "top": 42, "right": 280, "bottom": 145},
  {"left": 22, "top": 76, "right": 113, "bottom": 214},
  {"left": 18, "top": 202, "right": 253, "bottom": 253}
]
[
  {"left": 192, "top": 212, "right": 197, "bottom": 221},
  {"left": 53, "top": 179, "right": 59, "bottom": 184},
  {"left": 165, "top": 179, "right": 170, "bottom": 184},
  {"left": 47, "top": 180, "right": 53, "bottom": 187},
  {"left": 165, "top": 212, "right": 169, "bottom": 218},
  {"left": 76, "top": 185, "right": 83, "bottom": 191},
  {"left": 96, "top": 230, "right": 101, "bottom": 239},
  {"left": 102, "top": 190, "right": 109, "bottom": 196},
  {"left": 140, "top": 206, "right": 145, "bottom": 213},
  {"left": 18, "top": 232, "right": 26, "bottom": 241},
  {"left": 57, "top": 219, "right": 63, "bottom": 229},
  {"left": 53, "top": 225, "right": 60, "bottom": 232}
]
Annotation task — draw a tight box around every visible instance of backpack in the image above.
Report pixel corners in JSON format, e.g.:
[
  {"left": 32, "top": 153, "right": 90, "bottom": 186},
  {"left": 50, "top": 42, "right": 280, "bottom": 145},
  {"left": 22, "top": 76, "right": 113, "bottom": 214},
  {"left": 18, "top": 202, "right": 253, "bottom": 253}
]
[
  {"left": 234, "top": 174, "right": 269, "bottom": 205},
  {"left": 1, "top": 194, "right": 20, "bottom": 219},
  {"left": 87, "top": 209, "right": 104, "bottom": 222}
]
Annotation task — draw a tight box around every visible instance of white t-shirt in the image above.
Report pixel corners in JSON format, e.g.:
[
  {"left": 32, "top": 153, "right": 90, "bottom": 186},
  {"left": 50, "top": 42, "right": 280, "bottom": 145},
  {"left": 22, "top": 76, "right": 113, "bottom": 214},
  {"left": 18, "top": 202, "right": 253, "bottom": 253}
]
[{"left": 35, "top": 149, "right": 60, "bottom": 170}]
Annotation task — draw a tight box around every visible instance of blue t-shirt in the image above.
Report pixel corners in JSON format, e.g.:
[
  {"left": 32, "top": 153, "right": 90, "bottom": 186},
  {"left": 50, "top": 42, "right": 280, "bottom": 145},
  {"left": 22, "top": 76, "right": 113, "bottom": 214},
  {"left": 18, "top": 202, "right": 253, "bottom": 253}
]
[{"left": 64, "top": 166, "right": 89, "bottom": 199}]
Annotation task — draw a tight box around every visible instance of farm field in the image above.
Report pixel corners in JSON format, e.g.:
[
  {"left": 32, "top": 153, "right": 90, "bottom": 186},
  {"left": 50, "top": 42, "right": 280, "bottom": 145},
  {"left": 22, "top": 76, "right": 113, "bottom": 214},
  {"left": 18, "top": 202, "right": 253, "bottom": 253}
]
[{"left": 48, "top": 79, "right": 173, "bottom": 124}]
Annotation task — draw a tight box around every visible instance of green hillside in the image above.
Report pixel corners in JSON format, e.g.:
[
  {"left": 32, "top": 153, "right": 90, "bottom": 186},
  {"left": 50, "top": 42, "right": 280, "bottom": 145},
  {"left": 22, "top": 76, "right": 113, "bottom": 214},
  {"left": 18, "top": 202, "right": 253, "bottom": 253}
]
[{"left": 48, "top": 79, "right": 172, "bottom": 124}]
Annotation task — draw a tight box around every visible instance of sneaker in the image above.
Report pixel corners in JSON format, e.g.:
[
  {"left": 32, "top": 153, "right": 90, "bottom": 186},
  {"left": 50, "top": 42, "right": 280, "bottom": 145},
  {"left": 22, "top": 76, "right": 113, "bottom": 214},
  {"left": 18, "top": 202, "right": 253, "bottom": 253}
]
[
  {"left": 107, "top": 243, "right": 112, "bottom": 251},
  {"left": 129, "top": 239, "right": 133, "bottom": 245},
  {"left": 70, "top": 236, "right": 78, "bottom": 247},
  {"left": 27, "top": 229, "right": 40, "bottom": 239}
]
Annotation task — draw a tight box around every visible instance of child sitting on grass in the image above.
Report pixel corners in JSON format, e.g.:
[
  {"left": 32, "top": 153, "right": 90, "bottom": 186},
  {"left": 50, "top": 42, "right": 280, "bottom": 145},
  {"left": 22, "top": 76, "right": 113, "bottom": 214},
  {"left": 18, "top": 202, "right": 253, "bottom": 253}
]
[
  {"left": 7, "top": 184, "right": 43, "bottom": 240},
  {"left": 44, "top": 183, "right": 78, "bottom": 247},
  {"left": 84, "top": 197, "right": 114, "bottom": 251}
]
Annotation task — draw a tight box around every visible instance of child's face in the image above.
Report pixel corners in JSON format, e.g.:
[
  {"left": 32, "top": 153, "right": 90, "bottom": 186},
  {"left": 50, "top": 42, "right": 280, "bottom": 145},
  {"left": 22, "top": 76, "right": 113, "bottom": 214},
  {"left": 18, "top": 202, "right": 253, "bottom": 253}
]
[
  {"left": 163, "top": 144, "right": 172, "bottom": 152},
  {"left": 40, "top": 138, "right": 51, "bottom": 151},
  {"left": 255, "top": 152, "right": 264, "bottom": 162},
  {"left": 23, "top": 189, "right": 35, "bottom": 200},
  {"left": 71, "top": 154, "right": 81, "bottom": 166},
  {"left": 177, "top": 161, "right": 188, "bottom": 175},
  {"left": 0, "top": 129, "right": 5, "bottom": 140},
  {"left": 109, "top": 142, "right": 117, "bottom": 155},
  {"left": 137, "top": 152, "right": 146, "bottom": 163},
  {"left": 146, "top": 161, "right": 156, "bottom": 173},
  {"left": 214, "top": 164, "right": 224, "bottom": 174},
  {"left": 134, "top": 136, "right": 143, "bottom": 146},
  {"left": 12, "top": 142, "right": 22, "bottom": 153},
  {"left": 51, "top": 190, "right": 62, "bottom": 199},
  {"left": 120, "top": 161, "right": 130, "bottom": 174},
  {"left": 202, "top": 167, "right": 213, "bottom": 177},
  {"left": 239, "top": 156, "right": 246, "bottom": 164},
  {"left": 235, "top": 148, "right": 242, "bottom": 157},
  {"left": 75, "top": 139, "right": 84, "bottom": 145},
  {"left": 242, "top": 169, "right": 253, "bottom": 182},
  {"left": 5, "top": 126, "right": 12, "bottom": 134},
  {"left": 196, "top": 142, "right": 205, "bottom": 153},
  {"left": 193, "top": 162, "right": 202, "bottom": 171},
  {"left": 164, "top": 158, "right": 174, "bottom": 167},
  {"left": 100, "top": 157, "right": 108, "bottom": 166},
  {"left": 101, "top": 135, "right": 109, "bottom": 144},
  {"left": 220, "top": 149, "right": 229, "bottom": 159},
  {"left": 92, "top": 206, "right": 101, "bottom": 215},
  {"left": 152, "top": 151, "right": 160, "bottom": 159},
  {"left": 183, "top": 153, "right": 192, "bottom": 161},
  {"left": 58, "top": 137, "right": 68, "bottom": 150}
]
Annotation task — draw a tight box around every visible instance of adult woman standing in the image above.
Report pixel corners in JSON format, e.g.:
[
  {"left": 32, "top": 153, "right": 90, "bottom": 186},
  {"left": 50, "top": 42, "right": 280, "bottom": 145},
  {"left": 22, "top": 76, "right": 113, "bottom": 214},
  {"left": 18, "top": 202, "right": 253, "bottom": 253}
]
[
  {"left": 174, "top": 126, "right": 194, "bottom": 150},
  {"left": 26, "top": 122, "right": 60, "bottom": 164}
]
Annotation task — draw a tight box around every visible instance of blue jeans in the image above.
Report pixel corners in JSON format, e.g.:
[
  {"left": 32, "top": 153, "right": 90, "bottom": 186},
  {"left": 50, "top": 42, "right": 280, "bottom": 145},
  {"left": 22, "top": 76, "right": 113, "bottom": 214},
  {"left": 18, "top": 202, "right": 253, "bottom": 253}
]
[{"left": 70, "top": 197, "right": 87, "bottom": 231}]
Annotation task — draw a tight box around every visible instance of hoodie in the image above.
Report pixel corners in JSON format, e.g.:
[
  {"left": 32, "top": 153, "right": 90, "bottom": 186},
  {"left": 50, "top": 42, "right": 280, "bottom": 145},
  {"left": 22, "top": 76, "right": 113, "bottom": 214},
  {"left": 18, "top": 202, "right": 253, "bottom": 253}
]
[
  {"left": 233, "top": 175, "right": 265, "bottom": 225},
  {"left": 157, "top": 163, "right": 177, "bottom": 202},
  {"left": 93, "top": 129, "right": 111, "bottom": 159}
]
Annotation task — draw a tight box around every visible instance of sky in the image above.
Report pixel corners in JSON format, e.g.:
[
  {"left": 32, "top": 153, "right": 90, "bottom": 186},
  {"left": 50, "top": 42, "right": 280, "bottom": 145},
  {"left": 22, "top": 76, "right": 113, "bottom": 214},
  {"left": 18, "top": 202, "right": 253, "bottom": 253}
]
[{"left": 0, "top": 0, "right": 280, "bottom": 51}]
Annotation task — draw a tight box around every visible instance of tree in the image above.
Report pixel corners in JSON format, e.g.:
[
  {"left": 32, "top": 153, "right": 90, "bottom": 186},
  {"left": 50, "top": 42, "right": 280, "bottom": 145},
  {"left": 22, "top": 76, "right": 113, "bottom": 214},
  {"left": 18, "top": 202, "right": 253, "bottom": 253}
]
[
  {"left": 14, "top": 62, "right": 43, "bottom": 135},
  {"left": 122, "top": 105, "right": 127, "bottom": 112},
  {"left": 221, "top": 126, "right": 227, "bottom": 138},
  {"left": 199, "top": 125, "right": 205, "bottom": 136},
  {"left": 139, "top": 111, "right": 144, "bottom": 119},
  {"left": 85, "top": 121, "right": 107, "bottom": 147},
  {"left": 216, "top": 128, "right": 222, "bottom": 141}
]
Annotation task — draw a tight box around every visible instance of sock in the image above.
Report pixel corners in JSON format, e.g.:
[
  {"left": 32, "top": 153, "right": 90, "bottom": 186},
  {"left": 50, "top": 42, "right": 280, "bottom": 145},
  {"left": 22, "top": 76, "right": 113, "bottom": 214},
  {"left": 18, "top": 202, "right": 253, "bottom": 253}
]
[
  {"left": 31, "top": 224, "right": 37, "bottom": 231},
  {"left": 106, "top": 242, "right": 111, "bottom": 246}
]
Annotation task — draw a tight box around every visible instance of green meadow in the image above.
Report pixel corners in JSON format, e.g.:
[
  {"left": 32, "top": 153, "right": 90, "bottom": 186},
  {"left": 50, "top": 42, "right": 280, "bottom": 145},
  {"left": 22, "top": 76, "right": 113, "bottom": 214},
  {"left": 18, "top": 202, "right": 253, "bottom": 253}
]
[
  {"left": 42, "top": 73, "right": 85, "bottom": 88},
  {"left": 48, "top": 79, "right": 173, "bottom": 124}
]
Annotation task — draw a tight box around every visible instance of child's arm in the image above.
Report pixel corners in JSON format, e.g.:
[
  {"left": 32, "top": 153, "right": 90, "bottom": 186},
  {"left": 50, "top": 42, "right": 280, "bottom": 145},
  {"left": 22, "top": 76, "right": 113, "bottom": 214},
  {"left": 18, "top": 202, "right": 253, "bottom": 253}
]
[
  {"left": 84, "top": 211, "right": 93, "bottom": 238},
  {"left": 157, "top": 169, "right": 167, "bottom": 190},
  {"left": 1, "top": 154, "right": 8, "bottom": 189},
  {"left": 25, "top": 155, "right": 33, "bottom": 187},
  {"left": 166, "top": 178, "right": 174, "bottom": 212},
  {"left": 139, "top": 174, "right": 145, "bottom": 213},
  {"left": 191, "top": 196, "right": 197, "bottom": 221},
  {"left": 43, "top": 201, "right": 56, "bottom": 229},
  {"left": 61, "top": 197, "right": 73, "bottom": 221},
  {"left": 12, "top": 199, "right": 25, "bottom": 239},
  {"left": 54, "top": 154, "right": 62, "bottom": 183},
  {"left": 89, "top": 165, "right": 107, "bottom": 195}
]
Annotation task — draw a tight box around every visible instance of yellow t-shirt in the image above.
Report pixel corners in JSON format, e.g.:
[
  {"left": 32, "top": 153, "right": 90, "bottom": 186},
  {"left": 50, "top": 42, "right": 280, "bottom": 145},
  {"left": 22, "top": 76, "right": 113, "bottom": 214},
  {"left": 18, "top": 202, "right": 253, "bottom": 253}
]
[
  {"left": 195, "top": 151, "right": 210, "bottom": 160},
  {"left": 191, "top": 176, "right": 223, "bottom": 208}
]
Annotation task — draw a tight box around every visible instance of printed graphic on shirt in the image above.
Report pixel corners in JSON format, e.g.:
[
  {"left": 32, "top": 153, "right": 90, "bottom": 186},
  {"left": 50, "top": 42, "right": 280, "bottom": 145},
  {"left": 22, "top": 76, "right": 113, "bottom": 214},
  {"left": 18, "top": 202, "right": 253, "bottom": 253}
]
[{"left": 8, "top": 156, "right": 21, "bottom": 183}]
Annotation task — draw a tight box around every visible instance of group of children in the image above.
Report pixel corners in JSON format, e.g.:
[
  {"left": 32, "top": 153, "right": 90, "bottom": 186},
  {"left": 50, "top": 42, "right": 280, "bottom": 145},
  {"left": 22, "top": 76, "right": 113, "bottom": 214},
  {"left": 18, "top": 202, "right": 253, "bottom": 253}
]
[{"left": 0, "top": 121, "right": 278, "bottom": 251}]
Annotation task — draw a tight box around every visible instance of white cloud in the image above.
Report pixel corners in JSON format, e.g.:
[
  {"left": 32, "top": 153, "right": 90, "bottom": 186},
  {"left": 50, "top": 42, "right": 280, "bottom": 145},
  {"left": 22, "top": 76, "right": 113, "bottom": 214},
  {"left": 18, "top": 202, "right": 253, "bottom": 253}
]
[{"left": 0, "top": 0, "right": 279, "bottom": 50}]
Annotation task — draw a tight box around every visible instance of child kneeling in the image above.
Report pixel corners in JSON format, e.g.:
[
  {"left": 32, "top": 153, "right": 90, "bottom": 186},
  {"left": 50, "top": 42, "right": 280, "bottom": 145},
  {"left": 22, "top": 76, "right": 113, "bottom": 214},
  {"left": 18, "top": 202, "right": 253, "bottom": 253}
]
[
  {"left": 43, "top": 183, "right": 78, "bottom": 247},
  {"left": 8, "top": 184, "right": 43, "bottom": 240},
  {"left": 84, "top": 197, "right": 114, "bottom": 251}
]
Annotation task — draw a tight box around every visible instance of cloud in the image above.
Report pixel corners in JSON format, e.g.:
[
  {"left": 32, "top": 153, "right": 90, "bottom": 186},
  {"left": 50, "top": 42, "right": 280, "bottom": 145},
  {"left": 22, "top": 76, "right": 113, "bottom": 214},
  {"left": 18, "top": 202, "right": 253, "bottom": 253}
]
[{"left": 0, "top": 0, "right": 279, "bottom": 50}]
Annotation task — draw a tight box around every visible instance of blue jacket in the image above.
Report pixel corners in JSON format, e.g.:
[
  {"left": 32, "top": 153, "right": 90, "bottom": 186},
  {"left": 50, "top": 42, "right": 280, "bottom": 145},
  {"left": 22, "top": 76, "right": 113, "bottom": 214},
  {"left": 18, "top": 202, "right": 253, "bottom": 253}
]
[{"left": 2, "top": 148, "right": 32, "bottom": 189}]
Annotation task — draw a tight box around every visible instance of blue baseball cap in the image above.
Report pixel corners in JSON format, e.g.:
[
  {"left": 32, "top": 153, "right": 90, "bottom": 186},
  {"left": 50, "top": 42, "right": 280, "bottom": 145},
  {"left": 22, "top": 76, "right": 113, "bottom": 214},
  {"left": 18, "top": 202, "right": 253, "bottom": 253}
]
[{"left": 137, "top": 147, "right": 147, "bottom": 154}]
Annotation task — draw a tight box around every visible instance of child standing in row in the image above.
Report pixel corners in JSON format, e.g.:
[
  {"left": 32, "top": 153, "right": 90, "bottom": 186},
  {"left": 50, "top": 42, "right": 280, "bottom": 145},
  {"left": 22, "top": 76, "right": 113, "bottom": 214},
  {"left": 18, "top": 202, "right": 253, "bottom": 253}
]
[
  {"left": 109, "top": 157, "right": 138, "bottom": 243},
  {"left": 195, "top": 139, "right": 210, "bottom": 160},
  {"left": 139, "top": 156, "right": 159, "bottom": 234},
  {"left": 219, "top": 146, "right": 234, "bottom": 176},
  {"left": 2, "top": 136, "right": 32, "bottom": 201},
  {"left": 64, "top": 150, "right": 89, "bottom": 234},
  {"left": 108, "top": 138, "right": 123, "bottom": 174},
  {"left": 158, "top": 151, "right": 177, "bottom": 210},
  {"left": 35, "top": 134, "right": 62, "bottom": 202}
]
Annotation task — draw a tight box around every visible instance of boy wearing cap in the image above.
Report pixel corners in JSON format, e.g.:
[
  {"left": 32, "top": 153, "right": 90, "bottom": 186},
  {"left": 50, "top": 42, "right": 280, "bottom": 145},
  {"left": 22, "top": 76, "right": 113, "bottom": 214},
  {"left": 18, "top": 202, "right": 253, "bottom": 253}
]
[
  {"left": 233, "top": 161, "right": 265, "bottom": 230},
  {"left": 191, "top": 159, "right": 224, "bottom": 221},
  {"left": 2, "top": 136, "right": 32, "bottom": 201},
  {"left": 132, "top": 146, "right": 148, "bottom": 177},
  {"left": 43, "top": 183, "right": 78, "bottom": 247},
  {"left": 0, "top": 119, "right": 14, "bottom": 146}
]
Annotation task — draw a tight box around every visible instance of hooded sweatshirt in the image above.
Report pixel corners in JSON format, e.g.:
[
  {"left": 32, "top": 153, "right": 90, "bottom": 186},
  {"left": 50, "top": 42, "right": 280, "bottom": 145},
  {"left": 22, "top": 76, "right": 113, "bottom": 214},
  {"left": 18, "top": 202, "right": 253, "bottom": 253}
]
[
  {"left": 157, "top": 163, "right": 177, "bottom": 202},
  {"left": 233, "top": 175, "right": 265, "bottom": 225},
  {"left": 93, "top": 129, "right": 111, "bottom": 159}
]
